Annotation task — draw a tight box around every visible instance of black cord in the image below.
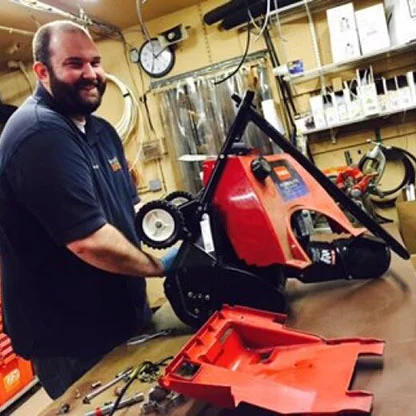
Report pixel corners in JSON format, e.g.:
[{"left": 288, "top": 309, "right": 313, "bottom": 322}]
[
  {"left": 108, "top": 357, "right": 173, "bottom": 416},
  {"left": 107, "top": 366, "right": 140, "bottom": 416},
  {"left": 214, "top": 13, "right": 251, "bottom": 85},
  {"left": 359, "top": 145, "right": 416, "bottom": 198}
]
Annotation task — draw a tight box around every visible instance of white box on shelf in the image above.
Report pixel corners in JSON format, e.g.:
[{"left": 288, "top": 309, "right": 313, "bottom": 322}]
[
  {"left": 384, "top": 0, "right": 416, "bottom": 46},
  {"left": 323, "top": 94, "right": 339, "bottom": 126},
  {"left": 294, "top": 114, "right": 313, "bottom": 134},
  {"left": 344, "top": 83, "right": 364, "bottom": 119},
  {"left": 359, "top": 84, "right": 379, "bottom": 116},
  {"left": 333, "top": 90, "right": 349, "bottom": 122},
  {"left": 355, "top": 4, "right": 390, "bottom": 55},
  {"left": 309, "top": 95, "right": 327, "bottom": 129},
  {"left": 385, "top": 78, "right": 400, "bottom": 111},
  {"left": 407, "top": 71, "right": 416, "bottom": 104},
  {"left": 327, "top": 3, "right": 362, "bottom": 63},
  {"left": 348, "top": 99, "right": 364, "bottom": 119},
  {"left": 357, "top": 67, "right": 379, "bottom": 116},
  {"left": 376, "top": 78, "right": 389, "bottom": 112},
  {"left": 397, "top": 75, "right": 413, "bottom": 109}
]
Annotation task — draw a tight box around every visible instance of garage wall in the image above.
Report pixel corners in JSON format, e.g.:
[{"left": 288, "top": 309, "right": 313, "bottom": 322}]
[
  {"left": 0, "top": 0, "right": 415, "bottom": 205},
  {"left": 111, "top": 0, "right": 416, "bottom": 203}
]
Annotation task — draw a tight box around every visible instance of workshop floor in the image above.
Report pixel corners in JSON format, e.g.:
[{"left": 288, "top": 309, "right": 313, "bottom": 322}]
[{"left": 7, "top": 386, "right": 52, "bottom": 416}]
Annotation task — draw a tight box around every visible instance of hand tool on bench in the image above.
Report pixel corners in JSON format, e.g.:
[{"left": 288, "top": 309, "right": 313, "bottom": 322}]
[{"left": 83, "top": 367, "right": 133, "bottom": 404}]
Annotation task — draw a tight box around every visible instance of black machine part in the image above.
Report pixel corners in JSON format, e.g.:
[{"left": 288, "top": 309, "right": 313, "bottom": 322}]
[
  {"left": 165, "top": 191, "right": 194, "bottom": 207},
  {"left": 164, "top": 238, "right": 287, "bottom": 329},
  {"left": 294, "top": 235, "right": 391, "bottom": 282},
  {"left": 204, "top": 0, "right": 300, "bottom": 29}
]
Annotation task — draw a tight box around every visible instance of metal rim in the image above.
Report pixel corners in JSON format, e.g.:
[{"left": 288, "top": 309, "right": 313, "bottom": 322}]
[{"left": 142, "top": 208, "right": 176, "bottom": 242}]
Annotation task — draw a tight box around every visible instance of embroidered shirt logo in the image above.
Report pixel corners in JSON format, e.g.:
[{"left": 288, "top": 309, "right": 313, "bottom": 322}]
[{"left": 108, "top": 157, "right": 122, "bottom": 172}]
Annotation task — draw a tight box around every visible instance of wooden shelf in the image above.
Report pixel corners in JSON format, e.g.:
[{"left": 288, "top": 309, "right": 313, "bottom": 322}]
[
  {"left": 303, "top": 102, "right": 416, "bottom": 135},
  {"left": 281, "top": 43, "right": 416, "bottom": 84}
]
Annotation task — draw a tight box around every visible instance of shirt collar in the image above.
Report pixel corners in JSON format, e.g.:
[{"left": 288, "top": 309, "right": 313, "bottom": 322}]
[{"left": 33, "top": 82, "right": 101, "bottom": 146}]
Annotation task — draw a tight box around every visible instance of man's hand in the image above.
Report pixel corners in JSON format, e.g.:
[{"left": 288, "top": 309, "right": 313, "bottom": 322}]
[{"left": 160, "top": 247, "right": 180, "bottom": 274}]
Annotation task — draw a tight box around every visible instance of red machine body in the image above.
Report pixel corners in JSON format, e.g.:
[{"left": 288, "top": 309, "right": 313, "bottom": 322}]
[
  {"left": 160, "top": 305, "right": 384, "bottom": 415},
  {"left": 203, "top": 153, "right": 363, "bottom": 269}
]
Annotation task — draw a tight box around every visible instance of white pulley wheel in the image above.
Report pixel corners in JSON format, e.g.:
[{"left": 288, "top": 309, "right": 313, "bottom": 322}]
[
  {"left": 142, "top": 209, "right": 175, "bottom": 242},
  {"left": 169, "top": 196, "right": 189, "bottom": 206}
]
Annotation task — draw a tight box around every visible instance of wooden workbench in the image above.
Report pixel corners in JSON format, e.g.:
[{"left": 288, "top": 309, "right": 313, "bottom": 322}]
[{"left": 42, "top": 235, "right": 416, "bottom": 415}]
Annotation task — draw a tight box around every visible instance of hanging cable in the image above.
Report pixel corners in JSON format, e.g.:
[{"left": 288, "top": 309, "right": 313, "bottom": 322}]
[
  {"left": 302, "top": 0, "right": 325, "bottom": 91},
  {"left": 105, "top": 73, "right": 139, "bottom": 144},
  {"left": 359, "top": 144, "right": 416, "bottom": 199},
  {"left": 254, "top": 0, "right": 271, "bottom": 41},
  {"left": 214, "top": 20, "right": 251, "bottom": 85},
  {"left": 135, "top": 0, "right": 152, "bottom": 43}
]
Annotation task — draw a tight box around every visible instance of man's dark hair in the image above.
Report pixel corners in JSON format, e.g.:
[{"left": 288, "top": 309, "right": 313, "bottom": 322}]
[{"left": 32, "top": 20, "right": 91, "bottom": 69}]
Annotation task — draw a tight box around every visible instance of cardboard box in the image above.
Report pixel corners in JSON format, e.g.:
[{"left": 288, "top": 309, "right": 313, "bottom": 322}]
[
  {"left": 384, "top": 0, "right": 416, "bottom": 46},
  {"left": 327, "top": 3, "right": 361, "bottom": 63},
  {"left": 355, "top": 4, "right": 390, "bottom": 55}
]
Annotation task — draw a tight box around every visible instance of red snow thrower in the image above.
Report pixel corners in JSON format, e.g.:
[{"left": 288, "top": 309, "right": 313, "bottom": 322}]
[{"left": 135, "top": 91, "right": 409, "bottom": 328}]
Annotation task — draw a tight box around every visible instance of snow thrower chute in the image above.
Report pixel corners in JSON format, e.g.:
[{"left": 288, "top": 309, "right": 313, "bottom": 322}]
[{"left": 135, "top": 90, "right": 409, "bottom": 328}]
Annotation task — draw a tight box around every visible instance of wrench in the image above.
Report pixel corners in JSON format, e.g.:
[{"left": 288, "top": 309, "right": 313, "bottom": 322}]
[
  {"left": 83, "top": 367, "right": 133, "bottom": 404},
  {"left": 126, "top": 328, "right": 174, "bottom": 346}
]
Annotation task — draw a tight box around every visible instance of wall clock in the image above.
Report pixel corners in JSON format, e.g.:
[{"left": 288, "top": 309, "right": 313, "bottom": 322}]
[{"left": 138, "top": 38, "right": 175, "bottom": 78}]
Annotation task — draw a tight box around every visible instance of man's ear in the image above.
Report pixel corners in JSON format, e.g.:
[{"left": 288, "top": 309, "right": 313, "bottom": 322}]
[{"left": 33, "top": 61, "right": 50, "bottom": 85}]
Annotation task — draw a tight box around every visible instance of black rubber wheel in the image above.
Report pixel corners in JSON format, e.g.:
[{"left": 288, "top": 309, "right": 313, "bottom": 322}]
[
  {"left": 165, "top": 191, "right": 194, "bottom": 207},
  {"left": 135, "top": 200, "right": 184, "bottom": 249}
]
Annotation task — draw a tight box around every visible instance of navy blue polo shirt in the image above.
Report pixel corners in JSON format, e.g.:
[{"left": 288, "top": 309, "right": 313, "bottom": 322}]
[{"left": 0, "top": 83, "right": 147, "bottom": 359}]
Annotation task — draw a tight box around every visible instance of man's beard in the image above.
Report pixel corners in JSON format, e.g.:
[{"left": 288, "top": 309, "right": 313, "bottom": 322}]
[{"left": 48, "top": 69, "right": 106, "bottom": 117}]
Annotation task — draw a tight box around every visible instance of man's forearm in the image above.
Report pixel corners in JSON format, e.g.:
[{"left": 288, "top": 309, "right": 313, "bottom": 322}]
[{"left": 67, "top": 223, "right": 165, "bottom": 277}]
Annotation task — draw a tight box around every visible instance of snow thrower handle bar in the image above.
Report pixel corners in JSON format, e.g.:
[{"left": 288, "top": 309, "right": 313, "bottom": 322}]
[{"left": 228, "top": 91, "right": 409, "bottom": 260}]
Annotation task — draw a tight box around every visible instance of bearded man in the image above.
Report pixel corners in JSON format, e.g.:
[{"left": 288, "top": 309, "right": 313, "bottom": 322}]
[{"left": 0, "top": 20, "right": 177, "bottom": 399}]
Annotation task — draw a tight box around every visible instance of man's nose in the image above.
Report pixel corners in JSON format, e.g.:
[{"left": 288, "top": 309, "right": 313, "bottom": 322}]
[{"left": 82, "top": 63, "right": 97, "bottom": 80}]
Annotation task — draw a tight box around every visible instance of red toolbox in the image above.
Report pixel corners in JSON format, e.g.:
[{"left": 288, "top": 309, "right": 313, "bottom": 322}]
[{"left": 0, "top": 286, "right": 35, "bottom": 407}]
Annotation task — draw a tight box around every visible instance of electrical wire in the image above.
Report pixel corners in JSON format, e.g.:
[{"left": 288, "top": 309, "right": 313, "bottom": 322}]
[
  {"left": 272, "top": 0, "right": 288, "bottom": 45},
  {"left": 108, "top": 357, "right": 173, "bottom": 416},
  {"left": 247, "top": 2, "right": 262, "bottom": 31},
  {"left": 254, "top": 0, "right": 271, "bottom": 41},
  {"left": 135, "top": 0, "right": 152, "bottom": 43},
  {"left": 105, "top": 73, "right": 139, "bottom": 144},
  {"left": 107, "top": 364, "right": 142, "bottom": 416},
  {"left": 214, "top": 20, "right": 251, "bottom": 85}
]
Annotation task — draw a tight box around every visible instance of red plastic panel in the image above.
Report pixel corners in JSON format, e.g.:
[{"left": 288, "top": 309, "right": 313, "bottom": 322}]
[
  {"left": 203, "top": 154, "right": 363, "bottom": 268},
  {"left": 160, "top": 305, "right": 384, "bottom": 415}
]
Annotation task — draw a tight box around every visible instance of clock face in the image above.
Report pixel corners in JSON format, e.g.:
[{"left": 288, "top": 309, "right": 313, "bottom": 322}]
[{"left": 138, "top": 38, "right": 175, "bottom": 78}]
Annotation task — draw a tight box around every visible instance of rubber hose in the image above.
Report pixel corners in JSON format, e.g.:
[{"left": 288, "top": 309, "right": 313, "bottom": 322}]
[{"left": 359, "top": 146, "right": 415, "bottom": 197}]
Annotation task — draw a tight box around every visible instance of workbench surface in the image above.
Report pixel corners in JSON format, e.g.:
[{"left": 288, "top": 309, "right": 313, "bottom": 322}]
[{"left": 42, "top": 231, "right": 416, "bottom": 415}]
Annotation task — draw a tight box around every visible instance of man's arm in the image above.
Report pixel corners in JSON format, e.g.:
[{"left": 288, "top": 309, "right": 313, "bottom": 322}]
[{"left": 67, "top": 223, "right": 165, "bottom": 277}]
